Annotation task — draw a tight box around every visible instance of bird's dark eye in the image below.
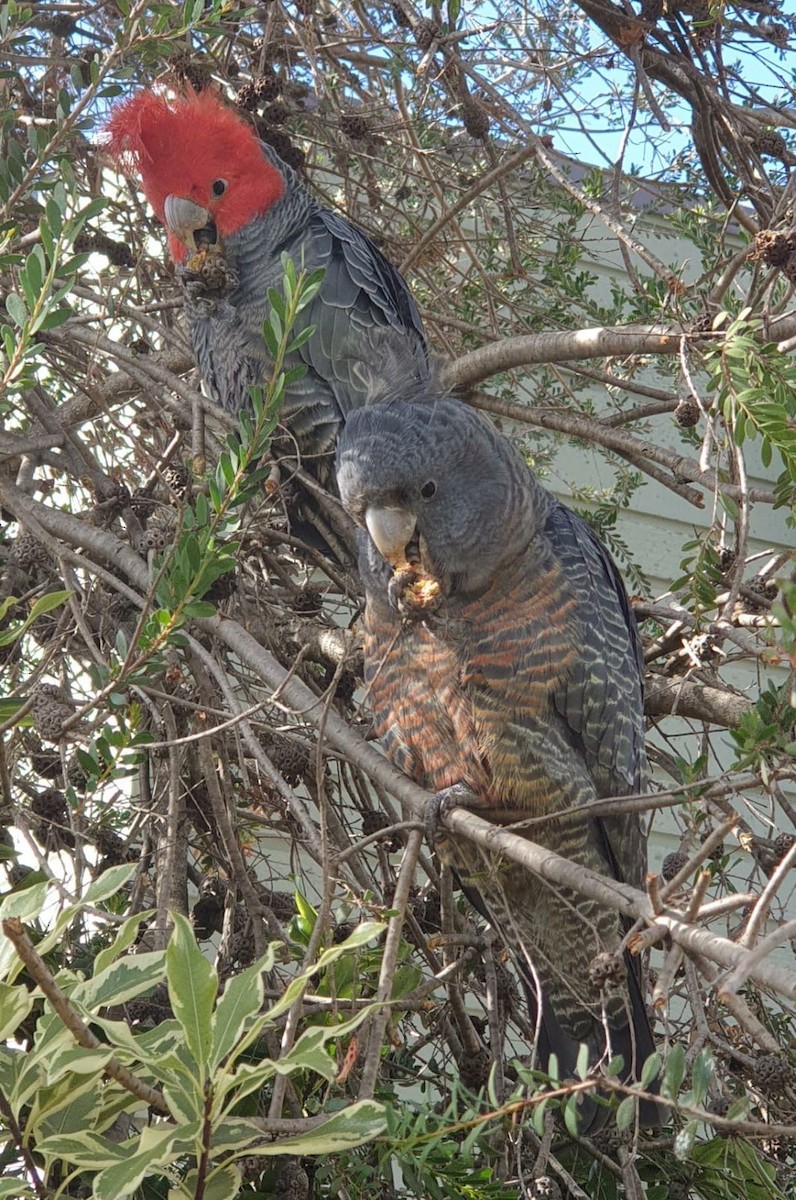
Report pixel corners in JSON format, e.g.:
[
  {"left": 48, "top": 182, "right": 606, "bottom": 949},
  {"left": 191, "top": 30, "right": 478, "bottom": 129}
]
[
  {"left": 420, "top": 480, "right": 437, "bottom": 500},
  {"left": 212, "top": 179, "right": 228, "bottom": 197}
]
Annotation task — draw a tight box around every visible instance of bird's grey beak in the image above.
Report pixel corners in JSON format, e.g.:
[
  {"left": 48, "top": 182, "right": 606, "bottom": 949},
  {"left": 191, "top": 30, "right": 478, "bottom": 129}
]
[
  {"left": 365, "top": 505, "right": 417, "bottom": 566},
  {"left": 164, "top": 195, "right": 215, "bottom": 252}
]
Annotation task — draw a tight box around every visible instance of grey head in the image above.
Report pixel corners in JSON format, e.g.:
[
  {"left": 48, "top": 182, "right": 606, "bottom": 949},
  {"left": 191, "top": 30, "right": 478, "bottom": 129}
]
[{"left": 336, "top": 392, "right": 548, "bottom": 598}]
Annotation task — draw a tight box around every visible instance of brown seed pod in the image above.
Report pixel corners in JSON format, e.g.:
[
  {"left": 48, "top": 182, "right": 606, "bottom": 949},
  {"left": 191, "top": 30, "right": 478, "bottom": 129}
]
[
  {"left": 753, "top": 1052, "right": 792, "bottom": 1093},
  {"left": 135, "top": 524, "right": 172, "bottom": 555},
  {"left": 254, "top": 73, "right": 282, "bottom": 103},
  {"left": 31, "top": 684, "right": 80, "bottom": 742},
  {"left": 753, "top": 228, "right": 790, "bottom": 267},
  {"left": 339, "top": 112, "right": 370, "bottom": 141},
  {"left": 30, "top": 787, "right": 67, "bottom": 823},
  {"left": 163, "top": 463, "right": 190, "bottom": 498},
  {"left": 661, "top": 850, "right": 688, "bottom": 881},
  {"left": 167, "top": 50, "right": 212, "bottom": 91},
  {"left": 461, "top": 98, "right": 490, "bottom": 140},
  {"left": 275, "top": 1159, "right": 310, "bottom": 1200},
  {"left": 414, "top": 17, "right": 441, "bottom": 50},
  {"left": 8, "top": 529, "right": 51, "bottom": 578},
  {"left": 775, "top": 832, "right": 796, "bottom": 861},
  {"left": 262, "top": 731, "right": 310, "bottom": 785},
  {"left": 192, "top": 878, "right": 227, "bottom": 939},
  {"left": 675, "top": 397, "right": 700, "bottom": 428},
  {"left": 458, "top": 1046, "right": 490, "bottom": 1091},
  {"left": 707, "top": 1094, "right": 732, "bottom": 1118},
  {"left": 236, "top": 82, "right": 258, "bottom": 111},
  {"left": 89, "top": 823, "right": 130, "bottom": 864},
  {"left": 361, "top": 809, "right": 402, "bottom": 851},
  {"left": 750, "top": 129, "right": 788, "bottom": 160}
]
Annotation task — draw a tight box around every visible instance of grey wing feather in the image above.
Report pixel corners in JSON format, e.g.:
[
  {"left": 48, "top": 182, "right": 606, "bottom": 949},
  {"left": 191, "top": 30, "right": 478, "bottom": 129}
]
[
  {"left": 297, "top": 209, "right": 428, "bottom": 418},
  {"left": 546, "top": 502, "right": 648, "bottom": 892}
]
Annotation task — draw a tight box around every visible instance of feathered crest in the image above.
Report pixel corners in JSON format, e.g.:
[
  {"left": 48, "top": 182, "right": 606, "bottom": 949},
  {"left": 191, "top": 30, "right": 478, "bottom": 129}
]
[{"left": 104, "top": 86, "right": 260, "bottom": 170}]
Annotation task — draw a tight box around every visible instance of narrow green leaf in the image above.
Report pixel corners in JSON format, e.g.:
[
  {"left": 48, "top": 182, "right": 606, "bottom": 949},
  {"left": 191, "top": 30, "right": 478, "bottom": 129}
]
[
  {"left": 615, "top": 1095, "right": 637, "bottom": 1131},
  {"left": 563, "top": 1093, "right": 581, "bottom": 1137},
  {"left": 82, "top": 861, "right": 138, "bottom": 906},
  {"left": 5, "top": 292, "right": 27, "bottom": 326},
  {"left": 93, "top": 1126, "right": 185, "bottom": 1200},
  {"left": 35, "top": 1130, "right": 128, "bottom": 1168},
  {"left": 662, "top": 1043, "right": 686, "bottom": 1100},
  {"left": 641, "top": 1051, "right": 661, "bottom": 1089},
  {"left": 71, "top": 951, "right": 166, "bottom": 1012},
  {"left": 240, "top": 1099, "right": 386, "bottom": 1155},
  {"left": 531, "top": 1095, "right": 548, "bottom": 1136},
  {"left": 266, "top": 287, "right": 287, "bottom": 322},
  {"left": 26, "top": 589, "right": 71, "bottom": 622},
  {"left": 285, "top": 325, "right": 315, "bottom": 354},
  {"left": 673, "top": 1118, "right": 698, "bottom": 1161},
  {"left": 166, "top": 913, "right": 217, "bottom": 1077},
  {"left": 0, "top": 882, "right": 49, "bottom": 981},
  {"left": 0, "top": 981, "right": 35, "bottom": 1041},
  {"left": 211, "top": 946, "right": 275, "bottom": 1069}
]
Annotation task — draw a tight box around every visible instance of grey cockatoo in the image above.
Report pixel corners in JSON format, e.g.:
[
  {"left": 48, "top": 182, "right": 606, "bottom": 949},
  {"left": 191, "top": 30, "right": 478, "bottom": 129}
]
[
  {"left": 336, "top": 390, "right": 661, "bottom": 1131},
  {"left": 106, "top": 87, "right": 428, "bottom": 471}
]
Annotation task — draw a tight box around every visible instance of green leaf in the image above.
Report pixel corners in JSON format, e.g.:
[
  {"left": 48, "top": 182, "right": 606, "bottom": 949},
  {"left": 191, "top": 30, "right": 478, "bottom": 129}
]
[
  {"left": 83, "top": 861, "right": 138, "bottom": 906},
  {"left": 0, "top": 590, "right": 71, "bottom": 647},
  {"left": 563, "top": 1093, "right": 581, "bottom": 1138},
  {"left": 0, "top": 882, "right": 49, "bottom": 981},
  {"left": 34, "top": 1129, "right": 129, "bottom": 1169},
  {"left": 641, "top": 1051, "right": 661, "bottom": 1089},
  {"left": 211, "top": 946, "right": 275, "bottom": 1069},
  {"left": 93, "top": 1125, "right": 186, "bottom": 1200},
  {"left": 285, "top": 325, "right": 315, "bottom": 354},
  {"left": 575, "top": 1042, "right": 589, "bottom": 1082},
  {"left": 615, "top": 1095, "right": 637, "bottom": 1131},
  {"left": 211, "top": 1117, "right": 273, "bottom": 1155},
  {"left": 240, "top": 1099, "right": 386, "bottom": 1155},
  {"left": 5, "top": 292, "right": 27, "bottom": 326},
  {"left": 673, "top": 1118, "right": 698, "bottom": 1161},
  {"left": 0, "top": 1183, "right": 33, "bottom": 1198},
  {"left": 71, "top": 951, "right": 166, "bottom": 1012},
  {"left": 0, "top": 981, "right": 35, "bottom": 1041},
  {"left": 184, "top": 600, "right": 217, "bottom": 619},
  {"left": 166, "top": 913, "right": 217, "bottom": 1078},
  {"left": 690, "top": 1048, "right": 714, "bottom": 1106},
  {"left": 45, "top": 1044, "right": 114, "bottom": 1084},
  {"left": 662, "top": 1043, "right": 685, "bottom": 1100},
  {"left": 34, "top": 863, "right": 139, "bottom": 960},
  {"left": 188, "top": 1163, "right": 241, "bottom": 1200},
  {"left": 94, "top": 910, "right": 156, "bottom": 977}
]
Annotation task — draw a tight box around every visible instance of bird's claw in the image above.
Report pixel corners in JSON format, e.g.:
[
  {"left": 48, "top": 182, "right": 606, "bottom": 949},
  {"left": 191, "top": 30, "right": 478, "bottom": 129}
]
[{"left": 425, "top": 783, "right": 478, "bottom": 851}]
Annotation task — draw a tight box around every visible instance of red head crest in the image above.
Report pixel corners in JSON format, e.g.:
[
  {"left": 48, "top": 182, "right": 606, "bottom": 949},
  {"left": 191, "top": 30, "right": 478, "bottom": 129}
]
[{"left": 105, "top": 87, "right": 285, "bottom": 260}]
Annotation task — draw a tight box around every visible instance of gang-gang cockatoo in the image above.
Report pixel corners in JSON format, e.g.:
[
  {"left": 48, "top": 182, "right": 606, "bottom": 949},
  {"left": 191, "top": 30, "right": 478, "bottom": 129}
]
[
  {"left": 106, "top": 87, "right": 428, "bottom": 475},
  {"left": 336, "top": 389, "right": 662, "bottom": 1132}
]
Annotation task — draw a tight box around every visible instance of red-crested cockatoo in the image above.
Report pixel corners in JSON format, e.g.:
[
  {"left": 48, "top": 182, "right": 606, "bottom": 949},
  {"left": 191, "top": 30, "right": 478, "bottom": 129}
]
[{"left": 106, "top": 88, "right": 428, "bottom": 470}]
